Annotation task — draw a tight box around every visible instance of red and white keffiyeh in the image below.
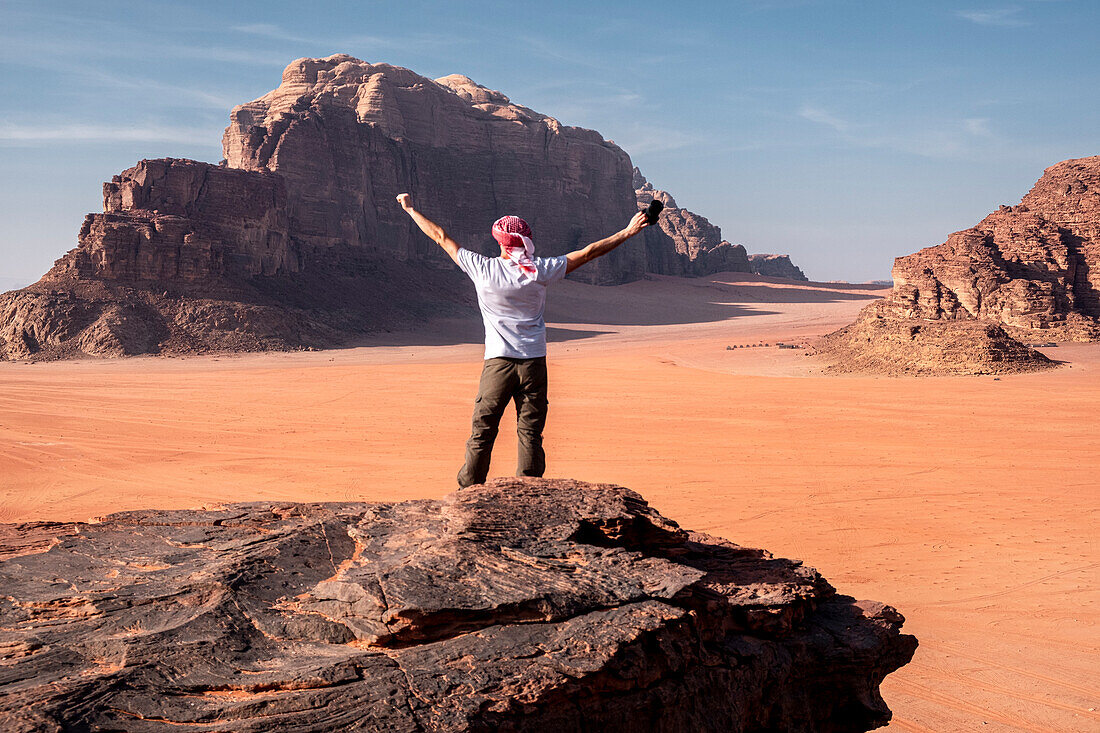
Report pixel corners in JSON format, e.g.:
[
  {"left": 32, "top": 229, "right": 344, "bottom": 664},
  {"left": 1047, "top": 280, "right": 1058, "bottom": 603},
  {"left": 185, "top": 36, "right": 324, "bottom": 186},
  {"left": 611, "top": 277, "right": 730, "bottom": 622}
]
[{"left": 491, "top": 215, "right": 537, "bottom": 280}]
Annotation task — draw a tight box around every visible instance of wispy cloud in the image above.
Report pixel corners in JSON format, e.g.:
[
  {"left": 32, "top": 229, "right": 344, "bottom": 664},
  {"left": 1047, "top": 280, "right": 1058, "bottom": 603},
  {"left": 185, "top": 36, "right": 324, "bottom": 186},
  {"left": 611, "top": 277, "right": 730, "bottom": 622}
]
[
  {"left": 798, "top": 105, "right": 849, "bottom": 133},
  {"left": 964, "top": 117, "right": 993, "bottom": 136},
  {"left": 229, "top": 22, "right": 454, "bottom": 56},
  {"left": 796, "top": 105, "right": 1007, "bottom": 159},
  {"left": 78, "top": 68, "right": 242, "bottom": 110},
  {"left": 162, "top": 44, "right": 290, "bottom": 67},
  {"left": 956, "top": 7, "right": 1030, "bottom": 26},
  {"left": 605, "top": 123, "right": 703, "bottom": 155},
  {"left": 0, "top": 124, "right": 221, "bottom": 146},
  {"left": 232, "top": 23, "right": 315, "bottom": 44}
]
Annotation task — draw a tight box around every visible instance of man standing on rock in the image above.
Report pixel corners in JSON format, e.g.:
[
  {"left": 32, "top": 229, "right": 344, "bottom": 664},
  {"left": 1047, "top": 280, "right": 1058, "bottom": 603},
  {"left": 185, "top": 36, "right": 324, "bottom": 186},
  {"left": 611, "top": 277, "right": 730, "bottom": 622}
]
[{"left": 396, "top": 193, "right": 650, "bottom": 487}]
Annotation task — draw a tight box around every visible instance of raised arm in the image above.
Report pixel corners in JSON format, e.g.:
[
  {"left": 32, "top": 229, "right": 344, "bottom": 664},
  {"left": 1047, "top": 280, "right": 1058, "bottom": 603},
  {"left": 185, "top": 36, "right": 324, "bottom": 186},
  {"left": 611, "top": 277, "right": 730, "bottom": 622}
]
[
  {"left": 396, "top": 193, "right": 462, "bottom": 265},
  {"left": 565, "top": 211, "right": 649, "bottom": 274}
]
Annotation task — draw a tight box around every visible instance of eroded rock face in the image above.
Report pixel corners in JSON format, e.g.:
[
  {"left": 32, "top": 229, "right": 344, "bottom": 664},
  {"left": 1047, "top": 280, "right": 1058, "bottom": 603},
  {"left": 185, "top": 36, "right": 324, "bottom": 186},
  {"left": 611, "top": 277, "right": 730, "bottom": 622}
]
[
  {"left": 887, "top": 156, "right": 1100, "bottom": 340},
  {"left": 634, "top": 167, "right": 754, "bottom": 276},
  {"left": 57, "top": 158, "right": 294, "bottom": 283},
  {"left": 750, "top": 254, "right": 808, "bottom": 281},
  {"left": 0, "top": 478, "right": 915, "bottom": 732}
]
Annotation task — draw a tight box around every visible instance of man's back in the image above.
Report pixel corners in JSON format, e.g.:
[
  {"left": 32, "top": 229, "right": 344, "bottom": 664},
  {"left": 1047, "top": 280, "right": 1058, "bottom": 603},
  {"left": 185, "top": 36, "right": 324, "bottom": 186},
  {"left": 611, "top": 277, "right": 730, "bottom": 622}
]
[{"left": 455, "top": 248, "right": 567, "bottom": 360}]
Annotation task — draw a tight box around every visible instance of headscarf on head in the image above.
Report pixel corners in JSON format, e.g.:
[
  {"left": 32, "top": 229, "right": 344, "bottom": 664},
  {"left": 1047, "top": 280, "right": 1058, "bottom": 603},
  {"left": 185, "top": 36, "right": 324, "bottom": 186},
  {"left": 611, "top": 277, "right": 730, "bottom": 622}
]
[{"left": 491, "top": 215, "right": 537, "bottom": 281}]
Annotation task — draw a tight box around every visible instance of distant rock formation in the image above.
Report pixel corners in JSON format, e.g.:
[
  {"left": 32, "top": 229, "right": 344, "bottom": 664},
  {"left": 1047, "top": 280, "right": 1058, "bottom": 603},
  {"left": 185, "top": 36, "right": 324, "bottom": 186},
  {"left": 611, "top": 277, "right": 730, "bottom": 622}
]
[
  {"left": 823, "top": 156, "right": 1099, "bottom": 374},
  {"left": 749, "top": 254, "right": 809, "bottom": 281},
  {"left": 0, "top": 56, "right": 804, "bottom": 361},
  {"left": 0, "top": 478, "right": 916, "bottom": 731},
  {"left": 633, "top": 167, "right": 755, "bottom": 276},
  {"left": 884, "top": 156, "right": 1100, "bottom": 340}
]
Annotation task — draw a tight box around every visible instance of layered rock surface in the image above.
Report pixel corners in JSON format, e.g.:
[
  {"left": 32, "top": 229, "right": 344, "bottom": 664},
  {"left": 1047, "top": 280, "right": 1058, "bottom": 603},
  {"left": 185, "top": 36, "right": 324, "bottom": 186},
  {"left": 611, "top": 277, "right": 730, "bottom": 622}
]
[
  {"left": 0, "top": 478, "right": 915, "bottom": 732},
  {"left": 2, "top": 55, "right": 806, "bottom": 360},
  {"left": 824, "top": 156, "right": 1099, "bottom": 373}
]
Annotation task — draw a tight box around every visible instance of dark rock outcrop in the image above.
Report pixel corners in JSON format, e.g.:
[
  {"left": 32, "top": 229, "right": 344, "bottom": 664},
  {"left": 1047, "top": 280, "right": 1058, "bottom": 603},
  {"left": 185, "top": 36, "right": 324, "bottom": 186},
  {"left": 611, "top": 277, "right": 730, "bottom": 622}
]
[
  {"left": 0, "top": 478, "right": 915, "bottom": 732},
  {"left": 749, "top": 254, "right": 808, "bottom": 281},
  {"left": 823, "top": 156, "right": 1099, "bottom": 374}
]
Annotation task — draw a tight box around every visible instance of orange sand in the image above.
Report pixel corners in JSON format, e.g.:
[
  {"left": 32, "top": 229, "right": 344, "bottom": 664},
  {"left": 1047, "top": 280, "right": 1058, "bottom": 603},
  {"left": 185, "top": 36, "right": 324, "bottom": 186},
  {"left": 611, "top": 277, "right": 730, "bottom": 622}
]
[{"left": 1, "top": 273, "right": 1097, "bottom": 731}]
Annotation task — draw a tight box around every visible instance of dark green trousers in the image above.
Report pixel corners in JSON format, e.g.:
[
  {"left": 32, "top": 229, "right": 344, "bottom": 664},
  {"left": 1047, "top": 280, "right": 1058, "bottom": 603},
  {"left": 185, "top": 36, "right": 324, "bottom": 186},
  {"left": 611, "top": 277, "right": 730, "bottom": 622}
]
[{"left": 457, "top": 357, "right": 548, "bottom": 488}]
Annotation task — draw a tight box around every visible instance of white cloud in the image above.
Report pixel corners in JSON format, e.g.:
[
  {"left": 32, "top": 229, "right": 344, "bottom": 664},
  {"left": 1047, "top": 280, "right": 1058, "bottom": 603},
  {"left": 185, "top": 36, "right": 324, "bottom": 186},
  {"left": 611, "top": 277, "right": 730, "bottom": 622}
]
[
  {"left": 606, "top": 124, "right": 702, "bottom": 155},
  {"left": 956, "top": 7, "right": 1029, "bottom": 26},
  {"left": 0, "top": 124, "right": 221, "bottom": 146}
]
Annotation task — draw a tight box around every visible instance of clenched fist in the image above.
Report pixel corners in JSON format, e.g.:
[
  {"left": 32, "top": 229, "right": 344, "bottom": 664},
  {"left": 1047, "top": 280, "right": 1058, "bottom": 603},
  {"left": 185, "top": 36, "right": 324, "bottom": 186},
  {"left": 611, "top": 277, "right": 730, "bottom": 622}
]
[{"left": 396, "top": 193, "right": 413, "bottom": 211}]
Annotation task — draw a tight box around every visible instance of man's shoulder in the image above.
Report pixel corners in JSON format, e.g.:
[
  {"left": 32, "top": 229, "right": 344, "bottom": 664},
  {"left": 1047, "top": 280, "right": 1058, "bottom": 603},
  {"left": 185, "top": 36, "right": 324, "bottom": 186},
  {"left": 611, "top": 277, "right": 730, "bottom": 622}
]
[
  {"left": 458, "top": 247, "right": 488, "bottom": 261},
  {"left": 457, "top": 247, "right": 490, "bottom": 273},
  {"left": 534, "top": 254, "right": 568, "bottom": 282}
]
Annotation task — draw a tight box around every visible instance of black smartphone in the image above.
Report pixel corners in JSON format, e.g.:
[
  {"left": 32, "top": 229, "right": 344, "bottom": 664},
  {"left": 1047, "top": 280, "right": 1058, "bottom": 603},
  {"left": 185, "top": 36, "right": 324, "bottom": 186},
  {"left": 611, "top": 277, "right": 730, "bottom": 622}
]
[{"left": 644, "top": 199, "right": 664, "bottom": 225}]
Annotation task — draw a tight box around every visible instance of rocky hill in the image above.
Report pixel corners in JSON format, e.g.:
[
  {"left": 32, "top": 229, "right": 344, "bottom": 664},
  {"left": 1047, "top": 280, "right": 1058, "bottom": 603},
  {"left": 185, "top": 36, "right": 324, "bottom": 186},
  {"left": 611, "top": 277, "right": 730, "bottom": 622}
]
[
  {"left": 822, "top": 156, "right": 1099, "bottom": 374},
  {"left": 889, "top": 156, "right": 1100, "bottom": 340},
  {"left": 0, "top": 55, "right": 800, "bottom": 361},
  {"left": 0, "top": 478, "right": 916, "bottom": 731}
]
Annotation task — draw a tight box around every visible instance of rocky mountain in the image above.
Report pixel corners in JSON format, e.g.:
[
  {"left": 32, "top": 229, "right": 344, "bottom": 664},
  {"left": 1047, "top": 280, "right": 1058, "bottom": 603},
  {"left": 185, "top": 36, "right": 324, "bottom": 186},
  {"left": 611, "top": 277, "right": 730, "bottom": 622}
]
[
  {"left": 0, "top": 478, "right": 916, "bottom": 731},
  {"left": 822, "top": 156, "right": 1099, "bottom": 374},
  {"left": 633, "top": 167, "right": 756, "bottom": 276},
  {"left": 749, "top": 254, "right": 808, "bottom": 281},
  {"left": 0, "top": 55, "right": 805, "bottom": 361}
]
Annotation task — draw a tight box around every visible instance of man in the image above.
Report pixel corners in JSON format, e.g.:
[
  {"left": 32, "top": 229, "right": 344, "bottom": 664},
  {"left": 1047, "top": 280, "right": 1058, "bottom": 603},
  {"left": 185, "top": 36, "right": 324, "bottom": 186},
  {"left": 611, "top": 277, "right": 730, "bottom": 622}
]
[{"left": 396, "top": 192, "right": 650, "bottom": 487}]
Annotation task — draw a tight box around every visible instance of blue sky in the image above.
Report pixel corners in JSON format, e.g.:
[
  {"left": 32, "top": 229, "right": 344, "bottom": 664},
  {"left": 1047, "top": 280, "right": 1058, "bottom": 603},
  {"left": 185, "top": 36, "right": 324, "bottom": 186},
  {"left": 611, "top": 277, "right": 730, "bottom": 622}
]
[{"left": 1, "top": 0, "right": 1096, "bottom": 285}]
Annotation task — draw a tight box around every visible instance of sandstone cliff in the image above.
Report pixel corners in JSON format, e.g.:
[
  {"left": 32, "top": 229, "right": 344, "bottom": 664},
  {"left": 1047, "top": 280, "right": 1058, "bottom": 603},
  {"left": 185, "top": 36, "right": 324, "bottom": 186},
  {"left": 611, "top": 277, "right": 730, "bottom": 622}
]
[
  {"left": 0, "top": 478, "right": 916, "bottom": 731},
  {"left": 222, "top": 59, "right": 643, "bottom": 285},
  {"left": 818, "top": 300, "right": 1054, "bottom": 376},
  {"left": 822, "top": 157, "right": 1099, "bottom": 374}
]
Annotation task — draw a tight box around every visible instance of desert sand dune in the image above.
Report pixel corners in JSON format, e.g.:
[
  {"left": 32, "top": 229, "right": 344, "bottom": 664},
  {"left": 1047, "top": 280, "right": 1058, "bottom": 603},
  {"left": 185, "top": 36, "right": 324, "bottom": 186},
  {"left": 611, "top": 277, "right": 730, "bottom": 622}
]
[{"left": 1, "top": 274, "right": 1097, "bottom": 732}]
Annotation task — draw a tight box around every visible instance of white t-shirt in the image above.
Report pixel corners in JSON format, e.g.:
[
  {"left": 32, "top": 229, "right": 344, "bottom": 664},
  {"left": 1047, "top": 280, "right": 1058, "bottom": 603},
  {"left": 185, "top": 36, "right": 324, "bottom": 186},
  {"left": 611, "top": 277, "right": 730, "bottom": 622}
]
[{"left": 456, "top": 248, "right": 568, "bottom": 359}]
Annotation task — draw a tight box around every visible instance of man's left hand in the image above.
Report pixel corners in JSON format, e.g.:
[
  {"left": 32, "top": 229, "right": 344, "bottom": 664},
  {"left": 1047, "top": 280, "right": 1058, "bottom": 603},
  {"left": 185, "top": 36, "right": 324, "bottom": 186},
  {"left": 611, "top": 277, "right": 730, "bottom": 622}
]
[{"left": 625, "top": 211, "right": 649, "bottom": 237}]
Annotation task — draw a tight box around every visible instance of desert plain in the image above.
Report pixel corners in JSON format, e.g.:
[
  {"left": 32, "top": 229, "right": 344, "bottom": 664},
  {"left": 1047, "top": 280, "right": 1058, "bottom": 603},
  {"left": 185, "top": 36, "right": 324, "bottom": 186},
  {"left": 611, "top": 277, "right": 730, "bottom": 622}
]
[{"left": 1, "top": 272, "right": 1097, "bottom": 732}]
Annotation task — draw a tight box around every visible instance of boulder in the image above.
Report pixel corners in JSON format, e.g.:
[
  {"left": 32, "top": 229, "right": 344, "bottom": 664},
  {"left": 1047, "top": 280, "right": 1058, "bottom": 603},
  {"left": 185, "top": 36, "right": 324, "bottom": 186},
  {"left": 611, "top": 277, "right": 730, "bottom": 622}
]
[{"left": 0, "top": 478, "right": 915, "bottom": 732}]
